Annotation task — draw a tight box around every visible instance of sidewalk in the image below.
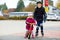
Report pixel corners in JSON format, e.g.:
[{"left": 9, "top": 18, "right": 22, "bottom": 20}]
[
  {"left": 0, "top": 20, "right": 60, "bottom": 40},
  {"left": 0, "top": 31, "right": 60, "bottom": 40}
]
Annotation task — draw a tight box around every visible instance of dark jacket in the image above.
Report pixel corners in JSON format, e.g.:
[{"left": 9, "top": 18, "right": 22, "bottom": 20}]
[{"left": 34, "top": 7, "right": 47, "bottom": 21}]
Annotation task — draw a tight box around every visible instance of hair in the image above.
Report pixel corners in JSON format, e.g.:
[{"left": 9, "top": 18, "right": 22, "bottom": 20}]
[{"left": 37, "top": 1, "right": 42, "bottom": 4}]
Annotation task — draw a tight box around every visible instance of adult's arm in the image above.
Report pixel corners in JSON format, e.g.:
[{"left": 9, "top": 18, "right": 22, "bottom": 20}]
[{"left": 33, "top": 8, "right": 37, "bottom": 20}]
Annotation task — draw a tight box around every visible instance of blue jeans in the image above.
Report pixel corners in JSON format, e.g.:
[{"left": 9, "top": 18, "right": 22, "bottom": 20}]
[
  {"left": 36, "top": 21, "right": 44, "bottom": 35},
  {"left": 37, "top": 21, "right": 43, "bottom": 26}
]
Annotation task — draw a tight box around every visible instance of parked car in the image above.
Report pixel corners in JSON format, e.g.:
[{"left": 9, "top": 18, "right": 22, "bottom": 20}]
[
  {"left": 47, "top": 13, "right": 57, "bottom": 21},
  {"left": 56, "top": 14, "right": 60, "bottom": 21},
  {"left": 0, "top": 11, "right": 3, "bottom": 16},
  {"left": 47, "top": 13, "right": 60, "bottom": 21}
]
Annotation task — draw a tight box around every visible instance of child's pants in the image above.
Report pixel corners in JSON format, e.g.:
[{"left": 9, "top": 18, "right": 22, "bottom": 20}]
[
  {"left": 25, "top": 30, "right": 34, "bottom": 37},
  {"left": 36, "top": 20, "right": 44, "bottom": 35}
]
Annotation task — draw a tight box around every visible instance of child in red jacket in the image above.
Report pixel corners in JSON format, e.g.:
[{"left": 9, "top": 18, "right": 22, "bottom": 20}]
[{"left": 25, "top": 13, "right": 36, "bottom": 39}]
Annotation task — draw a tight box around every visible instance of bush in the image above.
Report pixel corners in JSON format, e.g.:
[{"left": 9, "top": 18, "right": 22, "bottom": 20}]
[
  {"left": 0, "top": 16, "right": 6, "bottom": 20},
  {"left": 9, "top": 16, "right": 19, "bottom": 20},
  {"left": 19, "top": 16, "right": 27, "bottom": 20},
  {"left": 9, "top": 16, "right": 27, "bottom": 20}
]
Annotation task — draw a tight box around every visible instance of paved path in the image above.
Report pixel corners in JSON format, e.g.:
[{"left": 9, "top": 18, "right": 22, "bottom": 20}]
[{"left": 0, "top": 20, "right": 60, "bottom": 40}]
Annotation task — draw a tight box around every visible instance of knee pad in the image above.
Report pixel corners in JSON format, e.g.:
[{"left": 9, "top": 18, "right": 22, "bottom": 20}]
[
  {"left": 40, "top": 23, "right": 43, "bottom": 26},
  {"left": 36, "top": 27, "right": 39, "bottom": 30}
]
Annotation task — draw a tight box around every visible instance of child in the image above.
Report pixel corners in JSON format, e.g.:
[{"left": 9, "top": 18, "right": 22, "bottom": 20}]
[
  {"left": 25, "top": 13, "right": 35, "bottom": 39},
  {"left": 33, "top": 1, "right": 47, "bottom": 37}
]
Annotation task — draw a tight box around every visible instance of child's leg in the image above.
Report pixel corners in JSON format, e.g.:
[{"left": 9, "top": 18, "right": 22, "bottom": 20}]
[
  {"left": 36, "top": 27, "right": 39, "bottom": 36},
  {"left": 31, "top": 30, "right": 34, "bottom": 38},
  {"left": 40, "top": 23, "right": 44, "bottom": 36},
  {"left": 25, "top": 30, "right": 28, "bottom": 38},
  {"left": 35, "top": 21, "right": 40, "bottom": 36}
]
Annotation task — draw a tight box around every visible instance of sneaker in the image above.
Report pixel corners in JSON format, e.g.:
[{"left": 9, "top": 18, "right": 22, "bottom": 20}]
[
  {"left": 24, "top": 36, "right": 27, "bottom": 38},
  {"left": 28, "top": 34, "right": 30, "bottom": 39},
  {"left": 24, "top": 35, "right": 28, "bottom": 38},
  {"left": 35, "top": 33, "right": 38, "bottom": 37},
  {"left": 24, "top": 33, "right": 28, "bottom": 38},
  {"left": 41, "top": 32, "right": 44, "bottom": 37},
  {"left": 32, "top": 34, "right": 34, "bottom": 39}
]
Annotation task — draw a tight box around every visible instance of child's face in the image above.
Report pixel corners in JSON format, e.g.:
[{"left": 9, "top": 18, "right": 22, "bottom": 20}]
[
  {"left": 28, "top": 15, "right": 33, "bottom": 18},
  {"left": 37, "top": 3, "right": 42, "bottom": 8}
]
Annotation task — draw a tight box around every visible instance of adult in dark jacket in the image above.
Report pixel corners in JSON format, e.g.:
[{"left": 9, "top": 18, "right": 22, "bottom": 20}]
[{"left": 33, "top": 1, "right": 47, "bottom": 37}]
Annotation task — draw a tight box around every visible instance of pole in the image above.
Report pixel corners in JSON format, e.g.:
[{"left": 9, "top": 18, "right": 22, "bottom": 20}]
[{"left": 41, "top": 0, "right": 43, "bottom": 6}]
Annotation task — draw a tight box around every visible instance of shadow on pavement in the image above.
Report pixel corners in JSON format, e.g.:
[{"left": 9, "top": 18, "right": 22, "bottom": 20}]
[{"left": 0, "top": 35, "right": 60, "bottom": 40}]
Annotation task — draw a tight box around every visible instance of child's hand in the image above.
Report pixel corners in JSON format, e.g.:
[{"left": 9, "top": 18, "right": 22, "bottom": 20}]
[
  {"left": 29, "top": 23, "right": 31, "bottom": 25},
  {"left": 30, "top": 23, "right": 36, "bottom": 26},
  {"left": 29, "top": 23, "right": 32, "bottom": 25},
  {"left": 29, "top": 23, "right": 33, "bottom": 27},
  {"left": 34, "top": 23, "right": 36, "bottom": 25}
]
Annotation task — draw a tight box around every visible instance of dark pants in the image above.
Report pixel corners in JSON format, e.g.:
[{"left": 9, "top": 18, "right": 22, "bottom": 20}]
[{"left": 36, "top": 21, "right": 44, "bottom": 36}]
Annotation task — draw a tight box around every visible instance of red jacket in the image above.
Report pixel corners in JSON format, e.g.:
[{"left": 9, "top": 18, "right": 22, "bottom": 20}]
[{"left": 26, "top": 17, "right": 35, "bottom": 30}]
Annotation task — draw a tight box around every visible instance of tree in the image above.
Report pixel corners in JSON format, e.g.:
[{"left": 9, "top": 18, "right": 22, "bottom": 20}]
[
  {"left": 0, "top": 3, "right": 8, "bottom": 13},
  {"left": 23, "top": 3, "right": 36, "bottom": 12},
  {"left": 30, "top": 0, "right": 36, "bottom": 2},
  {"left": 48, "top": 0, "right": 53, "bottom": 6},
  {"left": 0, "top": 3, "right": 8, "bottom": 12},
  {"left": 15, "top": 0, "right": 25, "bottom": 12},
  {"left": 3, "top": 3, "right": 8, "bottom": 10},
  {"left": 56, "top": 0, "right": 60, "bottom": 9},
  {"left": 0, "top": 5, "right": 1, "bottom": 10}
]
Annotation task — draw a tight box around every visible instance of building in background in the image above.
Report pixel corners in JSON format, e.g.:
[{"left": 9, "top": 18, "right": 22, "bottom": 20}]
[
  {"left": 9, "top": 12, "right": 32, "bottom": 17},
  {"left": 8, "top": 8, "right": 15, "bottom": 12},
  {"left": 52, "top": 0, "right": 57, "bottom": 7}
]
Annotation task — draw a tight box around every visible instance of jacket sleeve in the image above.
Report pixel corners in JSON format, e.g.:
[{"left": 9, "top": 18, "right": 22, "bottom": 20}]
[
  {"left": 43, "top": 8, "right": 47, "bottom": 22},
  {"left": 26, "top": 18, "right": 30, "bottom": 24},
  {"left": 33, "top": 8, "right": 37, "bottom": 20}
]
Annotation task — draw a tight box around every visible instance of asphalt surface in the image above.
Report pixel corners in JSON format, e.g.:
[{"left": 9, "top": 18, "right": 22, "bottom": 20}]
[{"left": 0, "top": 20, "right": 60, "bottom": 40}]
